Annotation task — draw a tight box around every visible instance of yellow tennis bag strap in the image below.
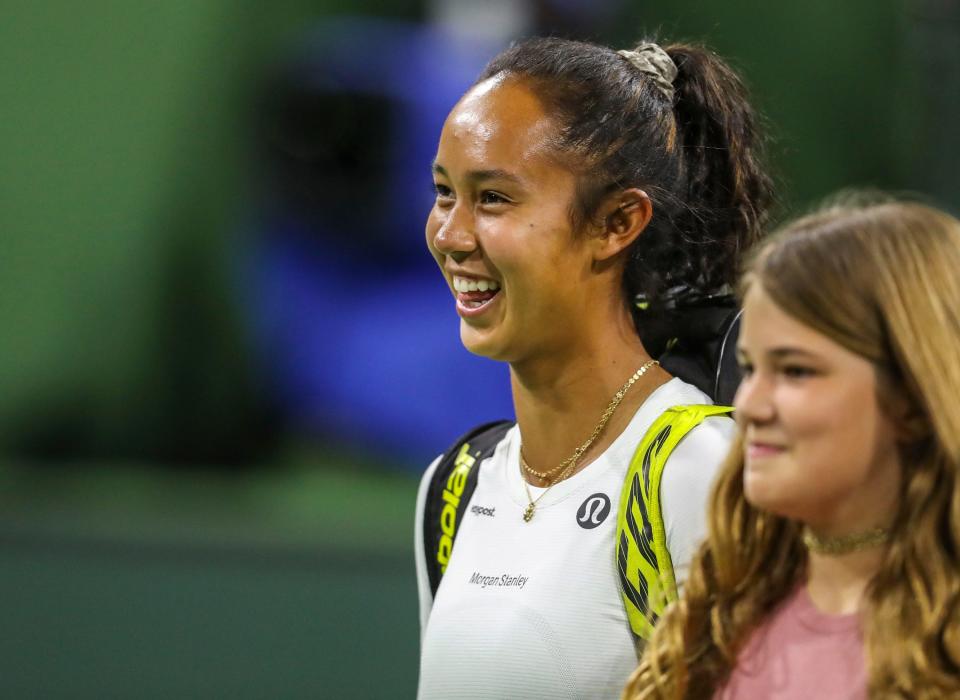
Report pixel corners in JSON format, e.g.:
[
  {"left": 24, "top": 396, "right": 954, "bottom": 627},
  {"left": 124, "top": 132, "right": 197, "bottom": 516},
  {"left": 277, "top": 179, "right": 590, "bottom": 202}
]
[{"left": 616, "top": 403, "right": 733, "bottom": 640}]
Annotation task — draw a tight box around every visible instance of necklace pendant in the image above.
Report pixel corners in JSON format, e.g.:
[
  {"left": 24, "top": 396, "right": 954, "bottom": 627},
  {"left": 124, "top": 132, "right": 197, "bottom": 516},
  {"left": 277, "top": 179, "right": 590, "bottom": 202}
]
[{"left": 522, "top": 503, "right": 536, "bottom": 522}]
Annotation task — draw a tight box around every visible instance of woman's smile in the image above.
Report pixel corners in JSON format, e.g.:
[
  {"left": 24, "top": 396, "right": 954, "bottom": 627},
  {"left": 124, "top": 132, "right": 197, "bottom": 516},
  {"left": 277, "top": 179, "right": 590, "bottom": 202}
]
[{"left": 450, "top": 273, "right": 502, "bottom": 316}]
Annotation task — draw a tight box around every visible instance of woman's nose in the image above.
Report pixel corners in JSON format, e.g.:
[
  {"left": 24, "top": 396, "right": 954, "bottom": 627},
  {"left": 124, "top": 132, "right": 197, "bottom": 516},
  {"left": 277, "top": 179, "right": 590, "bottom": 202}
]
[{"left": 431, "top": 205, "right": 478, "bottom": 262}]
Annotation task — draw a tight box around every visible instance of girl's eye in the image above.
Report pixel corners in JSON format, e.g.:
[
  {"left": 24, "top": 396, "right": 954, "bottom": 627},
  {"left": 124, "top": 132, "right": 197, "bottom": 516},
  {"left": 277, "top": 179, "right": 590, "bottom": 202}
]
[
  {"left": 737, "top": 361, "right": 754, "bottom": 377},
  {"left": 781, "top": 365, "right": 816, "bottom": 379}
]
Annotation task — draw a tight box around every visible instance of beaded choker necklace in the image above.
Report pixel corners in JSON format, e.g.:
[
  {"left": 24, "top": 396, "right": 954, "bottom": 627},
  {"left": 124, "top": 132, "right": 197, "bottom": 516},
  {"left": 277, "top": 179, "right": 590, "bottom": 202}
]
[{"left": 802, "top": 526, "right": 891, "bottom": 555}]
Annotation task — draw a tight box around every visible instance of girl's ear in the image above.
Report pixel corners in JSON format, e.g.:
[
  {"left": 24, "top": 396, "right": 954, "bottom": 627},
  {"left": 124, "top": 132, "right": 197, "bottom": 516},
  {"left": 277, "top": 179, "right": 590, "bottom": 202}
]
[
  {"left": 591, "top": 188, "right": 653, "bottom": 262},
  {"left": 882, "top": 376, "right": 931, "bottom": 444},
  {"left": 893, "top": 399, "right": 931, "bottom": 444}
]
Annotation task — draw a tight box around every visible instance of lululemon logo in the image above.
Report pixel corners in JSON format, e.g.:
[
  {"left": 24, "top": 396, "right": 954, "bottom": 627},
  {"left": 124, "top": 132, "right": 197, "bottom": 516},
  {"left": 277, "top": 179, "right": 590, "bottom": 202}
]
[{"left": 576, "top": 493, "right": 611, "bottom": 529}]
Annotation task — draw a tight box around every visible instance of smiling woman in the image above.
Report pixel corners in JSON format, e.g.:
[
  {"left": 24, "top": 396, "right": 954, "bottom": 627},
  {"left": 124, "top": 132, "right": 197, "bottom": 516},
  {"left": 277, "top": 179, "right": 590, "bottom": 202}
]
[
  {"left": 414, "top": 36, "right": 773, "bottom": 699},
  {"left": 427, "top": 75, "right": 607, "bottom": 362},
  {"left": 626, "top": 198, "right": 960, "bottom": 699}
]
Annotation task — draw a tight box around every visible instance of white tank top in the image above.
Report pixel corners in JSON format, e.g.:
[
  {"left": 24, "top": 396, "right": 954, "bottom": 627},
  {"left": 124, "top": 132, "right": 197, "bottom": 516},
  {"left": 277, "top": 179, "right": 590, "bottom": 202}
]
[{"left": 415, "top": 378, "right": 735, "bottom": 699}]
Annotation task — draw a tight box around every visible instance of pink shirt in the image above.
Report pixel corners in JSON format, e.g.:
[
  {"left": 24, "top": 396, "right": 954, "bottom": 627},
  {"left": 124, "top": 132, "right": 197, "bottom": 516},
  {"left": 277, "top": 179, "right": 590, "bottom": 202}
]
[{"left": 715, "top": 585, "right": 867, "bottom": 700}]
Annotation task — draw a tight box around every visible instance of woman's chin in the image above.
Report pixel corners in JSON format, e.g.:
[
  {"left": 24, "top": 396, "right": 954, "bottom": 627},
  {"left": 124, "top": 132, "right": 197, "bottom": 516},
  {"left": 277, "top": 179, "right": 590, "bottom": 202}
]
[{"left": 460, "top": 323, "right": 511, "bottom": 362}]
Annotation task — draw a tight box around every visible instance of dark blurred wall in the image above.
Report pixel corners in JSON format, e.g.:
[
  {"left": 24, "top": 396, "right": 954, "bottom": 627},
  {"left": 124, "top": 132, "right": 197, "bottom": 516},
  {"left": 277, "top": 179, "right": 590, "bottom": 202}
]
[
  {"left": 904, "top": 0, "right": 960, "bottom": 211},
  {"left": 0, "top": 1, "right": 423, "bottom": 464}
]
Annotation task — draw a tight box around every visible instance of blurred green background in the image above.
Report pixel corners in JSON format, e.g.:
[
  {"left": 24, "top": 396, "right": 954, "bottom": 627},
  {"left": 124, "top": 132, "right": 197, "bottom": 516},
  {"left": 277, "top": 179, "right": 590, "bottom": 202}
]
[{"left": 1, "top": 0, "right": 957, "bottom": 697}]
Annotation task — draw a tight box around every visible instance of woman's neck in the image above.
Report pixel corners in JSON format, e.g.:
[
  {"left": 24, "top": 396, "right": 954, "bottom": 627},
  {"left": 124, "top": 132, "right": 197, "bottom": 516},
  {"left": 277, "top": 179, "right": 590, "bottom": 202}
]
[{"left": 509, "top": 323, "right": 668, "bottom": 486}]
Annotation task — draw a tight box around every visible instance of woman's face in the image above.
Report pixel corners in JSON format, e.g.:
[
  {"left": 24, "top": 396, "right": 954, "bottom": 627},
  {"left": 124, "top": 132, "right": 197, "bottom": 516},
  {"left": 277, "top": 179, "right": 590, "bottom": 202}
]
[
  {"left": 734, "top": 284, "right": 902, "bottom": 533},
  {"left": 426, "top": 76, "right": 598, "bottom": 363}
]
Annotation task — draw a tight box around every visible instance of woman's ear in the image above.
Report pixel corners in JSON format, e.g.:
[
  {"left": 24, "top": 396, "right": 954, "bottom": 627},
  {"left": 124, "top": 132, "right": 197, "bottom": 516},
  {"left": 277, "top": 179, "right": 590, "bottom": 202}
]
[{"left": 591, "top": 188, "right": 653, "bottom": 263}]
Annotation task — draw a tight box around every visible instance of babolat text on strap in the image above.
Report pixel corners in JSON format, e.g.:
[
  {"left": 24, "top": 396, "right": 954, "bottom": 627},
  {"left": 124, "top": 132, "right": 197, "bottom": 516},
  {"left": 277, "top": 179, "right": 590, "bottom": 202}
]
[
  {"left": 616, "top": 404, "right": 733, "bottom": 640},
  {"left": 423, "top": 420, "right": 514, "bottom": 596}
]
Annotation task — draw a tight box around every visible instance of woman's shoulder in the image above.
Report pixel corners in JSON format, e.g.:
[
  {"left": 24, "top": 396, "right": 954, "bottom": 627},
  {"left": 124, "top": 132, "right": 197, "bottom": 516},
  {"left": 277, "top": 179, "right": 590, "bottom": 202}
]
[
  {"left": 663, "top": 415, "right": 736, "bottom": 487},
  {"left": 633, "top": 377, "right": 737, "bottom": 487},
  {"left": 418, "top": 421, "right": 518, "bottom": 487},
  {"left": 628, "top": 377, "right": 735, "bottom": 438},
  {"left": 649, "top": 376, "right": 726, "bottom": 407},
  {"left": 608, "top": 377, "right": 734, "bottom": 477},
  {"left": 657, "top": 377, "right": 736, "bottom": 464}
]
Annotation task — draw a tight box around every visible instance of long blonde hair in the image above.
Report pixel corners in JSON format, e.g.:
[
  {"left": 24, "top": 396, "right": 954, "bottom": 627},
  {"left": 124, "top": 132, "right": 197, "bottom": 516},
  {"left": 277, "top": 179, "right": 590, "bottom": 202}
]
[{"left": 624, "top": 199, "right": 960, "bottom": 698}]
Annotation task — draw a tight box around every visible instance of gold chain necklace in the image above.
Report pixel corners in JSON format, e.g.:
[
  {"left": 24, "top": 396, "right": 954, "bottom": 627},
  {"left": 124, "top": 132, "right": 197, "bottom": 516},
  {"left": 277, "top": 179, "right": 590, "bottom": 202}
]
[
  {"left": 802, "top": 526, "right": 891, "bottom": 555},
  {"left": 519, "top": 359, "right": 659, "bottom": 522},
  {"left": 519, "top": 450, "right": 559, "bottom": 480}
]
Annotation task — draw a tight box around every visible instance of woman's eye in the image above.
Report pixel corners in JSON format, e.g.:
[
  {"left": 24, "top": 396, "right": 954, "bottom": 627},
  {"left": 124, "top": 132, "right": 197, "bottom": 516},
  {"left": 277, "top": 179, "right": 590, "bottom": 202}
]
[
  {"left": 433, "top": 183, "right": 453, "bottom": 199},
  {"left": 479, "top": 191, "right": 510, "bottom": 206}
]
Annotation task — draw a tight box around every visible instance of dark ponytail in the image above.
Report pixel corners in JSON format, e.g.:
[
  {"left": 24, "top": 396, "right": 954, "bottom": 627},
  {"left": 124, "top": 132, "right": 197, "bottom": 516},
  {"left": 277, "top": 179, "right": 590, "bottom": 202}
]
[
  {"left": 629, "top": 42, "right": 774, "bottom": 355},
  {"left": 477, "top": 37, "right": 774, "bottom": 357},
  {"left": 666, "top": 43, "right": 771, "bottom": 292}
]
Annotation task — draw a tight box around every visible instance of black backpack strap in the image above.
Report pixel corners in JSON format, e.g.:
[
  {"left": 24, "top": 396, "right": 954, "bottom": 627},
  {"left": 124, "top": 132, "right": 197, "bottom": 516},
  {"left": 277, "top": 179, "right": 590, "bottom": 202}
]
[
  {"left": 657, "top": 295, "right": 743, "bottom": 405},
  {"left": 423, "top": 420, "right": 514, "bottom": 597}
]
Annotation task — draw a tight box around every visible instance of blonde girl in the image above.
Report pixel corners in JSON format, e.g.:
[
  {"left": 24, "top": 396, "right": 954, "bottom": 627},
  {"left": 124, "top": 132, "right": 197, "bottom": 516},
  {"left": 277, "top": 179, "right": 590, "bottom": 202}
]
[{"left": 625, "top": 198, "right": 960, "bottom": 698}]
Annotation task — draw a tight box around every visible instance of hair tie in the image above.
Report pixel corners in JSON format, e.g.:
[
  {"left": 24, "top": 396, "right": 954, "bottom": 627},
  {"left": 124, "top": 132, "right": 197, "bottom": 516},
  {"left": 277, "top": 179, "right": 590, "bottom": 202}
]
[{"left": 617, "top": 43, "right": 677, "bottom": 102}]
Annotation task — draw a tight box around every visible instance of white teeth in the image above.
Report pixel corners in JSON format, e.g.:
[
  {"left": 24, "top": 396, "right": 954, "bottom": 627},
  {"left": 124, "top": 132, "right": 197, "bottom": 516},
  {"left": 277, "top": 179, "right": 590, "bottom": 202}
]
[{"left": 453, "top": 276, "right": 500, "bottom": 293}]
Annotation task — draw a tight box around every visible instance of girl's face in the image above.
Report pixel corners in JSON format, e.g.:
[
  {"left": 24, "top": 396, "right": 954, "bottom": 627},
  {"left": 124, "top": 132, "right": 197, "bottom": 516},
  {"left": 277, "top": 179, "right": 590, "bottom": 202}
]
[
  {"left": 425, "top": 76, "right": 600, "bottom": 364},
  {"left": 734, "top": 284, "right": 902, "bottom": 533}
]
